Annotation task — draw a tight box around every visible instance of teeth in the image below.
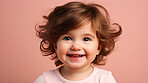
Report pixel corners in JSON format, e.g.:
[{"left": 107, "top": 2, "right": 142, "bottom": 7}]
[
  {"left": 67, "top": 54, "right": 85, "bottom": 57},
  {"left": 73, "top": 55, "right": 80, "bottom": 57}
]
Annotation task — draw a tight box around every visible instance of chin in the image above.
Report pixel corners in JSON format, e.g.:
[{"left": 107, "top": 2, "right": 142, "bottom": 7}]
[{"left": 66, "top": 63, "right": 88, "bottom": 69}]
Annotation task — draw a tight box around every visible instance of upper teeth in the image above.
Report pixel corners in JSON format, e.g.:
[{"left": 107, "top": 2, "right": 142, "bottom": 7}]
[
  {"left": 68, "top": 54, "right": 84, "bottom": 57},
  {"left": 73, "top": 55, "right": 80, "bottom": 57}
]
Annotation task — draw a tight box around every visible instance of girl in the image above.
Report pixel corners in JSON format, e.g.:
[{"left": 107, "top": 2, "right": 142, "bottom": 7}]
[{"left": 35, "top": 2, "right": 122, "bottom": 83}]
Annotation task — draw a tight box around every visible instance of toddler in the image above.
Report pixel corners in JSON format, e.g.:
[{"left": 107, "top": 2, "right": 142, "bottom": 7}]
[{"left": 35, "top": 1, "right": 122, "bottom": 83}]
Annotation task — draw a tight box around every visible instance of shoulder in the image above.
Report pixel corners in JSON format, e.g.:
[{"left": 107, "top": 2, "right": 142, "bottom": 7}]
[
  {"left": 34, "top": 68, "right": 58, "bottom": 83},
  {"left": 93, "top": 66, "right": 117, "bottom": 83}
]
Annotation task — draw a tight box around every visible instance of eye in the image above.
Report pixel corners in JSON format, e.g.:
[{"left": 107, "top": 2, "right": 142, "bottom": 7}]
[
  {"left": 63, "top": 36, "right": 72, "bottom": 40},
  {"left": 83, "top": 37, "right": 91, "bottom": 41}
]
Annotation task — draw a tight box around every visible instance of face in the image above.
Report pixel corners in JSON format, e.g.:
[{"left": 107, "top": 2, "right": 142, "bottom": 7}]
[{"left": 55, "top": 23, "right": 100, "bottom": 69}]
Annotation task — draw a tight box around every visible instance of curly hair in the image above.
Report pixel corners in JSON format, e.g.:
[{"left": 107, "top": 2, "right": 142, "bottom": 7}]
[{"left": 36, "top": 2, "right": 122, "bottom": 66}]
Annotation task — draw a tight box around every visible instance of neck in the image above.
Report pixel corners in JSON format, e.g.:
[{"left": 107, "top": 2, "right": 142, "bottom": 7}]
[{"left": 59, "top": 65, "right": 94, "bottom": 81}]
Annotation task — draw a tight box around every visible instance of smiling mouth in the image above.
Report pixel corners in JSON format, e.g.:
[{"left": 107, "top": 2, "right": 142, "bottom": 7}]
[{"left": 67, "top": 54, "right": 86, "bottom": 57}]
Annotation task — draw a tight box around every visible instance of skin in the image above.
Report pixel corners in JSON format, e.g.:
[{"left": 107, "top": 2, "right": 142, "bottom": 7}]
[{"left": 55, "top": 23, "right": 101, "bottom": 81}]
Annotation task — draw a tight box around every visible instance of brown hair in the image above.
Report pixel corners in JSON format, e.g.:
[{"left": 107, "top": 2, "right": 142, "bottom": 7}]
[{"left": 36, "top": 2, "right": 122, "bottom": 66}]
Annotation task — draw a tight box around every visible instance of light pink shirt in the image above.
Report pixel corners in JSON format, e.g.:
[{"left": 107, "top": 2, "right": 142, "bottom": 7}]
[{"left": 34, "top": 66, "right": 116, "bottom": 83}]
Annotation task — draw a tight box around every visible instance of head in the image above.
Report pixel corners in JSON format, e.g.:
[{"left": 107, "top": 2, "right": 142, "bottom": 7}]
[{"left": 36, "top": 2, "right": 122, "bottom": 66}]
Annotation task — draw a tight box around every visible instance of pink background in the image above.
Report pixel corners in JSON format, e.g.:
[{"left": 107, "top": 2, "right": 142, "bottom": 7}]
[{"left": 0, "top": 0, "right": 148, "bottom": 83}]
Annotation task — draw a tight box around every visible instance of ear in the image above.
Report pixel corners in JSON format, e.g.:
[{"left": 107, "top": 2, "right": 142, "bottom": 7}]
[{"left": 96, "top": 45, "right": 102, "bottom": 55}]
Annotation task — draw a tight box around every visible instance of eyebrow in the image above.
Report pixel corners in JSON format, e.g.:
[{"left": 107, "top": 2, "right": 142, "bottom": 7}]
[
  {"left": 83, "top": 33, "right": 96, "bottom": 39},
  {"left": 64, "top": 32, "right": 96, "bottom": 39}
]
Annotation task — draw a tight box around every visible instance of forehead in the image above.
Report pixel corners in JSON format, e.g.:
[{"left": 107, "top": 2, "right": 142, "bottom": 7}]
[{"left": 67, "top": 23, "right": 96, "bottom": 35}]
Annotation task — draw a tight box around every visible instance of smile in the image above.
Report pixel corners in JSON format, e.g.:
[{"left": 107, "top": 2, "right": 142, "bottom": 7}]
[{"left": 67, "top": 54, "right": 86, "bottom": 57}]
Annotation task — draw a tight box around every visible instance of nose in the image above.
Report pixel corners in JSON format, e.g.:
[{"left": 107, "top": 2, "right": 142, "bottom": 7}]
[{"left": 70, "top": 42, "right": 82, "bottom": 51}]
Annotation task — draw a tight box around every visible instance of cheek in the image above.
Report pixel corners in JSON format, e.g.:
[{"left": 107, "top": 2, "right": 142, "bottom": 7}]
[
  {"left": 86, "top": 47, "right": 98, "bottom": 61},
  {"left": 56, "top": 43, "right": 63, "bottom": 54},
  {"left": 86, "top": 43, "right": 99, "bottom": 55},
  {"left": 56, "top": 44, "right": 65, "bottom": 61},
  {"left": 86, "top": 46, "right": 97, "bottom": 53},
  {"left": 56, "top": 42, "right": 68, "bottom": 55}
]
